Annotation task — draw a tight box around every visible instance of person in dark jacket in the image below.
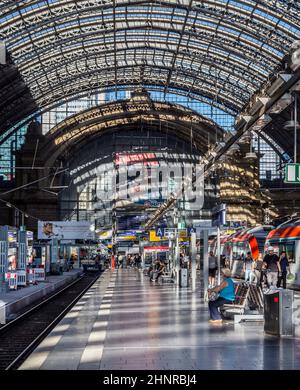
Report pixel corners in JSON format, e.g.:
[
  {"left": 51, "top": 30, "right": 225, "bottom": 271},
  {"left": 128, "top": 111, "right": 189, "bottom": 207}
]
[
  {"left": 263, "top": 246, "right": 280, "bottom": 287},
  {"left": 277, "top": 251, "right": 290, "bottom": 289}
]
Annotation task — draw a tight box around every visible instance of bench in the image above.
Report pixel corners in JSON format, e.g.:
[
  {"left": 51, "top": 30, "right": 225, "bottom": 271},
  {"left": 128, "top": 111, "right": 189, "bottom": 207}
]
[
  {"left": 221, "top": 282, "right": 264, "bottom": 322},
  {"left": 222, "top": 282, "right": 250, "bottom": 314},
  {"left": 159, "top": 271, "right": 175, "bottom": 284}
]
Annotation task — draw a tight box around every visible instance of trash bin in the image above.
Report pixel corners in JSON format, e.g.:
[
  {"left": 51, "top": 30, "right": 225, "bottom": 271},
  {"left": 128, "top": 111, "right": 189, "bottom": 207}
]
[
  {"left": 179, "top": 268, "right": 189, "bottom": 287},
  {"left": 264, "top": 289, "right": 294, "bottom": 336}
]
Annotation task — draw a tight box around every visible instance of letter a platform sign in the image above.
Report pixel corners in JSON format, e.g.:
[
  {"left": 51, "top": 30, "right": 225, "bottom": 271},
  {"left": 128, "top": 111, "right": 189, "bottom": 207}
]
[
  {"left": 285, "top": 164, "right": 300, "bottom": 183},
  {"left": 155, "top": 227, "right": 164, "bottom": 238}
]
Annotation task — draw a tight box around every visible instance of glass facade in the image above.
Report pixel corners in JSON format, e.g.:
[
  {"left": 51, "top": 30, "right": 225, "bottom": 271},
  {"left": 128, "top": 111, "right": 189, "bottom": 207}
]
[
  {"left": 0, "top": 88, "right": 284, "bottom": 185},
  {"left": 0, "top": 125, "right": 28, "bottom": 182},
  {"left": 0, "top": 88, "right": 234, "bottom": 182},
  {"left": 253, "top": 136, "right": 282, "bottom": 180}
]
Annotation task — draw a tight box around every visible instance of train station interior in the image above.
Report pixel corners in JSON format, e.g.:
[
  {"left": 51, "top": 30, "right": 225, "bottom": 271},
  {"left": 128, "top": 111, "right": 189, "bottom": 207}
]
[{"left": 1, "top": 0, "right": 300, "bottom": 374}]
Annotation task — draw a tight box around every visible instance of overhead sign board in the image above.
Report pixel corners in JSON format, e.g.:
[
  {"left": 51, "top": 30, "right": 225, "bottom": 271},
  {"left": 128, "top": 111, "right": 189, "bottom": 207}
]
[
  {"left": 155, "top": 227, "right": 165, "bottom": 238},
  {"left": 38, "top": 221, "right": 94, "bottom": 240},
  {"left": 193, "top": 220, "right": 212, "bottom": 228},
  {"left": 285, "top": 163, "right": 300, "bottom": 183},
  {"left": 150, "top": 231, "right": 166, "bottom": 242},
  {"left": 187, "top": 227, "right": 196, "bottom": 236}
]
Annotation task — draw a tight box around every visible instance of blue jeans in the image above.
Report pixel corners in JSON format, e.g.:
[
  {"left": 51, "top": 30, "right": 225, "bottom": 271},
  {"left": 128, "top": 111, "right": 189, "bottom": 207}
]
[
  {"left": 209, "top": 297, "right": 232, "bottom": 320},
  {"left": 245, "top": 269, "right": 252, "bottom": 282}
]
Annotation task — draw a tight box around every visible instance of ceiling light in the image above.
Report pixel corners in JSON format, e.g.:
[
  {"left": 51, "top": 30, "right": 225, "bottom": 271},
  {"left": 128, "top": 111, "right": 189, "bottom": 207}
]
[
  {"left": 248, "top": 97, "right": 263, "bottom": 116},
  {"left": 290, "top": 40, "right": 300, "bottom": 71},
  {"left": 251, "top": 114, "right": 272, "bottom": 131},
  {"left": 258, "top": 96, "right": 270, "bottom": 105},
  {"left": 229, "top": 144, "right": 240, "bottom": 153},
  {"left": 241, "top": 115, "right": 252, "bottom": 123},
  {"left": 267, "top": 93, "right": 292, "bottom": 114},
  {"left": 238, "top": 131, "right": 251, "bottom": 144},
  {"left": 244, "top": 152, "right": 258, "bottom": 160},
  {"left": 266, "top": 73, "right": 292, "bottom": 96},
  {"left": 284, "top": 120, "right": 300, "bottom": 130}
]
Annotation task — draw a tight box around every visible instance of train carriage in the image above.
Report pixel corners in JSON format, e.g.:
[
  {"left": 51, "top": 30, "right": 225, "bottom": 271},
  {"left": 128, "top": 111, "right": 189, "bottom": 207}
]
[
  {"left": 265, "top": 218, "right": 300, "bottom": 288},
  {"left": 210, "top": 225, "right": 273, "bottom": 278}
]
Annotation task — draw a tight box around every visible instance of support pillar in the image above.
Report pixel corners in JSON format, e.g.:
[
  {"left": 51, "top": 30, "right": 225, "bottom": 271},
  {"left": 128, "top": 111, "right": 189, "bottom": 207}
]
[
  {"left": 191, "top": 232, "right": 197, "bottom": 292},
  {"left": 0, "top": 226, "right": 9, "bottom": 293},
  {"left": 203, "top": 229, "right": 209, "bottom": 298}
]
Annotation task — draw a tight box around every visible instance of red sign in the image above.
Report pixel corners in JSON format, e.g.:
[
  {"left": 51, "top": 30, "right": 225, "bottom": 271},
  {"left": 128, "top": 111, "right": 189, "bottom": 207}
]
[{"left": 115, "top": 153, "right": 158, "bottom": 166}]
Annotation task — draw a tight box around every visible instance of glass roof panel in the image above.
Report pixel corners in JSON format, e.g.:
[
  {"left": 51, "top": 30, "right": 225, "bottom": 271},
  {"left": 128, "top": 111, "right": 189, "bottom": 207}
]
[{"left": 0, "top": 0, "right": 300, "bottom": 137}]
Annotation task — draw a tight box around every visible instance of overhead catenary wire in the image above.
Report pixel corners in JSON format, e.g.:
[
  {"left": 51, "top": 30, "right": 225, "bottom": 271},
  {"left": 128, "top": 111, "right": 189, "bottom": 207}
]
[
  {"left": 0, "top": 197, "right": 39, "bottom": 221},
  {"left": 0, "top": 168, "right": 69, "bottom": 196}
]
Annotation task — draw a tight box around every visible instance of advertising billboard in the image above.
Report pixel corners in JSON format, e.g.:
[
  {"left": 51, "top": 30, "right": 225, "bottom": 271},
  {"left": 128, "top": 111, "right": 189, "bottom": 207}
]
[{"left": 38, "top": 221, "right": 94, "bottom": 240}]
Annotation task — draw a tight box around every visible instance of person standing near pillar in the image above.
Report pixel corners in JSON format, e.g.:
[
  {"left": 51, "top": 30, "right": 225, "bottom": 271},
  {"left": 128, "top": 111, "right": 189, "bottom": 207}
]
[
  {"left": 243, "top": 252, "right": 253, "bottom": 283},
  {"left": 208, "top": 250, "right": 217, "bottom": 286},
  {"left": 277, "top": 251, "right": 290, "bottom": 289},
  {"left": 263, "top": 247, "right": 280, "bottom": 288}
]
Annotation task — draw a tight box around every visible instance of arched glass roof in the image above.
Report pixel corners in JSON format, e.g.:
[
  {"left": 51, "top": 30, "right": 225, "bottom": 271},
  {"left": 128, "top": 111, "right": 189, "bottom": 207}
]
[{"left": 1, "top": 0, "right": 300, "bottom": 125}]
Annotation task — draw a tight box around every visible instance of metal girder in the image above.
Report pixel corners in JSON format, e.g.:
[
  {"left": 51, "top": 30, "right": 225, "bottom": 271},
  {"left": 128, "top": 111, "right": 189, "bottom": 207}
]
[
  {"left": 0, "top": 1, "right": 297, "bottom": 51},
  {"left": 0, "top": 82, "right": 237, "bottom": 148},
  {"left": 39, "top": 98, "right": 224, "bottom": 165},
  {"left": 67, "top": 119, "right": 217, "bottom": 159},
  {"left": 256, "top": 129, "right": 290, "bottom": 163},
  {"left": 33, "top": 67, "right": 245, "bottom": 113},
  {"left": 30, "top": 61, "right": 252, "bottom": 105},
  {"left": 20, "top": 30, "right": 269, "bottom": 84},
  {"left": 0, "top": 0, "right": 299, "bottom": 147},
  {"left": 0, "top": 0, "right": 299, "bottom": 117},
  {"left": 145, "top": 61, "right": 300, "bottom": 230}
]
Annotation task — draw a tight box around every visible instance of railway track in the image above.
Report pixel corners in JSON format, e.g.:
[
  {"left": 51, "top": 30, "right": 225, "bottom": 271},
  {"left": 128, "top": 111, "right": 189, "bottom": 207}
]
[{"left": 0, "top": 271, "right": 101, "bottom": 370}]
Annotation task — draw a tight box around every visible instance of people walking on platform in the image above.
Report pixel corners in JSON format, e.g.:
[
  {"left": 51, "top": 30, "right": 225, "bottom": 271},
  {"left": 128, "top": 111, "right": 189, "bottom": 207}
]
[
  {"left": 136, "top": 254, "right": 142, "bottom": 269},
  {"left": 251, "top": 254, "right": 263, "bottom": 286},
  {"left": 183, "top": 254, "right": 189, "bottom": 269},
  {"left": 118, "top": 254, "right": 123, "bottom": 268},
  {"left": 180, "top": 252, "right": 184, "bottom": 268},
  {"left": 208, "top": 251, "right": 217, "bottom": 286},
  {"left": 263, "top": 246, "right": 280, "bottom": 288},
  {"left": 277, "top": 251, "right": 290, "bottom": 289},
  {"left": 243, "top": 251, "right": 253, "bottom": 282},
  {"left": 220, "top": 255, "right": 226, "bottom": 268},
  {"left": 207, "top": 268, "right": 235, "bottom": 324}
]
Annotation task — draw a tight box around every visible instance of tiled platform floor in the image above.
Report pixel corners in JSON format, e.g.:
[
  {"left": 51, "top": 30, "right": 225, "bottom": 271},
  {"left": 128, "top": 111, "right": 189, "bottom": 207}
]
[{"left": 20, "top": 269, "right": 300, "bottom": 370}]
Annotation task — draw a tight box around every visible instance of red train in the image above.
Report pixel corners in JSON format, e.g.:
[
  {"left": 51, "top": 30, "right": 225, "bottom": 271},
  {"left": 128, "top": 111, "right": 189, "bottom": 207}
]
[
  {"left": 265, "top": 218, "right": 300, "bottom": 287},
  {"left": 210, "top": 225, "right": 274, "bottom": 278}
]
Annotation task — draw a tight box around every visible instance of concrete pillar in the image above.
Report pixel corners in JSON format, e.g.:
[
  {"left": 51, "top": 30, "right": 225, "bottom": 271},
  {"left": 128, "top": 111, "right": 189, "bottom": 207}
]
[
  {"left": 203, "top": 230, "right": 209, "bottom": 298},
  {"left": 191, "top": 232, "right": 197, "bottom": 291}
]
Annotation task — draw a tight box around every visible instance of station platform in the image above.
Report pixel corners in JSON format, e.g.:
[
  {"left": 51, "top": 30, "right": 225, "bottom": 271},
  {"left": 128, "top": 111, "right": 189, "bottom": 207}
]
[
  {"left": 20, "top": 269, "right": 300, "bottom": 370},
  {"left": 0, "top": 269, "right": 83, "bottom": 324}
]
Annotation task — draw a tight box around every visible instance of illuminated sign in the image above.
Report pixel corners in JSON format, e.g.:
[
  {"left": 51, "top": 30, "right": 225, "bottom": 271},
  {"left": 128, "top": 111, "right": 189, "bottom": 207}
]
[
  {"left": 115, "top": 153, "right": 159, "bottom": 166},
  {"left": 8, "top": 230, "right": 17, "bottom": 243},
  {"left": 144, "top": 246, "right": 169, "bottom": 252},
  {"left": 149, "top": 231, "right": 167, "bottom": 242},
  {"left": 38, "top": 221, "right": 94, "bottom": 240}
]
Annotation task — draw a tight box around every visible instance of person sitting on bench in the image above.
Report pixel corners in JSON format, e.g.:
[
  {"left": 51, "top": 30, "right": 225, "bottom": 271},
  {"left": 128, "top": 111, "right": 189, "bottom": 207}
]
[
  {"left": 151, "top": 260, "right": 165, "bottom": 282},
  {"left": 207, "top": 268, "right": 235, "bottom": 324}
]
